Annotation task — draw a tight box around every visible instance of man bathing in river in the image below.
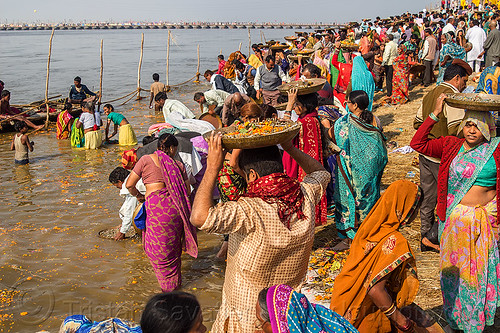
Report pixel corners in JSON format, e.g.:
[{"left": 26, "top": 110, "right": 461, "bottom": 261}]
[{"left": 191, "top": 134, "right": 330, "bottom": 333}]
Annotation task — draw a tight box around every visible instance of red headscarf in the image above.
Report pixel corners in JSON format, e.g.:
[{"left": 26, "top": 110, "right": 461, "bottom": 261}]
[{"left": 243, "top": 172, "right": 305, "bottom": 229}]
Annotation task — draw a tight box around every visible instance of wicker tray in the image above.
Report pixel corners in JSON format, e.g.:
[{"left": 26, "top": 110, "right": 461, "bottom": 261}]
[
  {"left": 292, "top": 48, "right": 315, "bottom": 55},
  {"left": 278, "top": 78, "right": 326, "bottom": 95},
  {"left": 203, "top": 120, "right": 301, "bottom": 149},
  {"left": 284, "top": 36, "right": 297, "bottom": 41},
  {"left": 288, "top": 54, "right": 311, "bottom": 61},
  {"left": 445, "top": 93, "right": 500, "bottom": 111},
  {"left": 199, "top": 112, "right": 222, "bottom": 129},
  {"left": 98, "top": 228, "right": 139, "bottom": 240},
  {"left": 340, "top": 44, "right": 359, "bottom": 52},
  {"left": 270, "top": 44, "right": 289, "bottom": 50}
]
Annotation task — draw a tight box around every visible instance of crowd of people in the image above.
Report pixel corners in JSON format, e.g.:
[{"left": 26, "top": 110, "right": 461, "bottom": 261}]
[{"left": 6, "top": 1, "right": 500, "bottom": 333}]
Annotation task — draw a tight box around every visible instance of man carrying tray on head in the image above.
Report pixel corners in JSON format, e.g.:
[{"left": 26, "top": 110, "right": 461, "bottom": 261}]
[
  {"left": 413, "top": 59, "right": 472, "bottom": 253},
  {"left": 191, "top": 133, "right": 330, "bottom": 333}
]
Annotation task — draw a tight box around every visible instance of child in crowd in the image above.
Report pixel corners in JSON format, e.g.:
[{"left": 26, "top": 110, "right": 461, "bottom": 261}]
[
  {"left": 108, "top": 167, "right": 146, "bottom": 240},
  {"left": 10, "top": 121, "right": 33, "bottom": 165}
]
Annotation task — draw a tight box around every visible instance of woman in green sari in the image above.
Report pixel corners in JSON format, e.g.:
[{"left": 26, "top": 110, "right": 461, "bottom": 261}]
[
  {"left": 330, "top": 90, "right": 387, "bottom": 250},
  {"left": 411, "top": 94, "right": 500, "bottom": 333}
]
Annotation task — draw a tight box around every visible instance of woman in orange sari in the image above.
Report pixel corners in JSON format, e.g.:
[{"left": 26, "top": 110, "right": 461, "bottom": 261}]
[{"left": 330, "top": 180, "right": 426, "bottom": 333}]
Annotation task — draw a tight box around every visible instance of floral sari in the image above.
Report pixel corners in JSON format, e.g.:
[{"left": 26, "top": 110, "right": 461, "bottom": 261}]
[
  {"left": 390, "top": 47, "right": 410, "bottom": 105},
  {"left": 333, "top": 114, "right": 387, "bottom": 239},
  {"left": 475, "top": 65, "right": 500, "bottom": 123},
  {"left": 267, "top": 284, "right": 357, "bottom": 333},
  {"left": 56, "top": 110, "right": 73, "bottom": 139},
  {"left": 143, "top": 151, "right": 198, "bottom": 292},
  {"left": 440, "top": 136, "right": 500, "bottom": 332},
  {"left": 436, "top": 36, "right": 466, "bottom": 84}
]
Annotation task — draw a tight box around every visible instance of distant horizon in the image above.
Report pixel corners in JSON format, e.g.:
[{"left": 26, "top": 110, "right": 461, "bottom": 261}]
[{"left": 2, "top": 0, "right": 440, "bottom": 25}]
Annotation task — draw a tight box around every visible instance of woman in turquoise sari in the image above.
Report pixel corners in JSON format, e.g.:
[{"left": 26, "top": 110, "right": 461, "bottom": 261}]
[
  {"left": 411, "top": 94, "right": 500, "bottom": 333},
  {"left": 255, "top": 284, "right": 358, "bottom": 333},
  {"left": 437, "top": 32, "right": 466, "bottom": 85},
  {"left": 330, "top": 90, "right": 387, "bottom": 250},
  {"left": 350, "top": 56, "right": 375, "bottom": 111}
]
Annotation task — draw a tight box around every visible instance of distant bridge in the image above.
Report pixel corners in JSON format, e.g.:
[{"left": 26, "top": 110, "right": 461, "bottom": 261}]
[{"left": 0, "top": 23, "right": 345, "bottom": 32}]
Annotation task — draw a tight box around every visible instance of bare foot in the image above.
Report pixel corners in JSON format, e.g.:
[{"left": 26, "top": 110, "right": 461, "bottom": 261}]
[
  {"left": 422, "top": 237, "right": 440, "bottom": 252},
  {"left": 332, "top": 239, "right": 351, "bottom": 252},
  {"left": 216, "top": 241, "right": 228, "bottom": 259}
]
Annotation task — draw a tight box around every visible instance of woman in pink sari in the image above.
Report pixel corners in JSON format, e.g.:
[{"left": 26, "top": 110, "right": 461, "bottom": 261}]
[{"left": 126, "top": 133, "right": 198, "bottom": 292}]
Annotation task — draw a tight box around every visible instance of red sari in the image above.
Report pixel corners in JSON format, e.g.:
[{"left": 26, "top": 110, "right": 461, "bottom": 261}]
[
  {"left": 331, "top": 53, "right": 352, "bottom": 106},
  {"left": 283, "top": 112, "right": 327, "bottom": 225}
]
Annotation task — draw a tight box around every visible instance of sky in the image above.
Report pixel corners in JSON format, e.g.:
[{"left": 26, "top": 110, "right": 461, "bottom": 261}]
[{"left": 1, "top": 0, "right": 439, "bottom": 24}]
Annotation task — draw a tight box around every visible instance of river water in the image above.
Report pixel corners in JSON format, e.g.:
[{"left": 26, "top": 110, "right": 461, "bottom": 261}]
[{"left": 0, "top": 29, "right": 297, "bottom": 332}]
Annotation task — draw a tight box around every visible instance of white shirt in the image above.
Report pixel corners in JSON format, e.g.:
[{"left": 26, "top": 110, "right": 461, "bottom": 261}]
[
  {"left": 442, "top": 23, "right": 456, "bottom": 35},
  {"left": 202, "top": 89, "right": 230, "bottom": 112},
  {"left": 466, "top": 25, "right": 487, "bottom": 61},
  {"left": 119, "top": 176, "right": 146, "bottom": 234},
  {"left": 162, "top": 99, "right": 195, "bottom": 121},
  {"left": 79, "top": 111, "right": 102, "bottom": 130}
]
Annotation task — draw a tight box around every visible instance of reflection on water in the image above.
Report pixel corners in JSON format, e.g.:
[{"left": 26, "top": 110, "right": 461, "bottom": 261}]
[
  {"left": 0, "top": 28, "right": 302, "bottom": 332},
  {"left": 0, "top": 102, "right": 225, "bottom": 332}
]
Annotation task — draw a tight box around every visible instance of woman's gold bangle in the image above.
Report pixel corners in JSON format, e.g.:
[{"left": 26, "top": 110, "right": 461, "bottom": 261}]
[{"left": 382, "top": 303, "right": 397, "bottom": 317}]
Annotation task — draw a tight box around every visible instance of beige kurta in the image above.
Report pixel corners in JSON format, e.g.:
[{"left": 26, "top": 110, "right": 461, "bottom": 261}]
[{"left": 200, "top": 171, "right": 330, "bottom": 333}]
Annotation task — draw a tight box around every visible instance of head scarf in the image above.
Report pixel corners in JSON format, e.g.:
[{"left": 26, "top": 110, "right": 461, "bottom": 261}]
[
  {"left": 244, "top": 173, "right": 305, "bottom": 229},
  {"left": 266, "top": 284, "right": 358, "bottom": 333},
  {"left": 441, "top": 33, "right": 466, "bottom": 61},
  {"left": 350, "top": 56, "right": 375, "bottom": 111},
  {"left": 458, "top": 110, "right": 496, "bottom": 141},
  {"left": 331, "top": 180, "right": 421, "bottom": 332}
]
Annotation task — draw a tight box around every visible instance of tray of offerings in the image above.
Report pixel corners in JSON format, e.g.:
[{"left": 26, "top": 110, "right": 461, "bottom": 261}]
[
  {"left": 203, "top": 120, "right": 301, "bottom": 149},
  {"left": 284, "top": 36, "right": 297, "bottom": 41},
  {"left": 270, "top": 44, "right": 289, "bottom": 50},
  {"left": 340, "top": 42, "right": 359, "bottom": 51},
  {"left": 292, "top": 48, "right": 315, "bottom": 56},
  {"left": 278, "top": 78, "right": 326, "bottom": 95},
  {"left": 444, "top": 93, "right": 500, "bottom": 111}
]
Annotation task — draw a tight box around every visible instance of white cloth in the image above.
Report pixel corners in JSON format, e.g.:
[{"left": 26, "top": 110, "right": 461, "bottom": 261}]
[
  {"left": 442, "top": 23, "right": 456, "bottom": 35},
  {"left": 202, "top": 89, "right": 230, "bottom": 113},
  {"left": 79, "top": 112, "right": 102, "bottom": 130},
  {"left": 119, "top": 176, "right": 146, "bottom": 234},
  {"left": 466, "top": 25, "right": 487, "bottom": 61},
  {"left": 162, "top": 99, "right": 195, "bottom": 121},
  {"left": 165, "top": 111, "right": 215, "bottom": 134}
]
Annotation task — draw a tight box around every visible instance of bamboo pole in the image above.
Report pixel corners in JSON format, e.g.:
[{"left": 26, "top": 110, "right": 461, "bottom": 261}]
[
  {"left": 166, "top": 30, "right": 171, "bottom": 87},
  {"left": 238, "top": 42, "right": 242, "bottom": 52},
  {"left": 194, "top": 44, "right": 201, "bottom": 83},
  {"left": 248, "top": 28, "right": 251, "bottom": 55},
  {"left": 44, "top": 29, "right": 55, "bottom": 129},
  {"left": 98, "top": 39, "right": 103, "bottom": 110},
  {"left": 137, "top": 33, "right": 144, "bottom": 100}
]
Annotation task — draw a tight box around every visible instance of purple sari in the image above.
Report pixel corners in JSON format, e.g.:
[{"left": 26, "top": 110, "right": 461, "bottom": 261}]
[{"left": 144, "top": 150, "right": 198, "bottom": 292}]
